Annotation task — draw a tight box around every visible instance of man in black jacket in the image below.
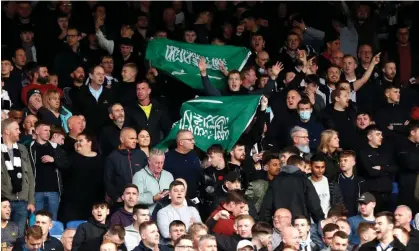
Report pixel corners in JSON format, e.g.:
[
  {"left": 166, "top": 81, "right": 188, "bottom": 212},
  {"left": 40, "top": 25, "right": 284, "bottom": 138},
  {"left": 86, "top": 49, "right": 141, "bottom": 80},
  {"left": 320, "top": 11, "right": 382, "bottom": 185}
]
[
  {"left": 359, "top": 211, "right": 407, "bottom": 251},
  {"left": 72, "top": 201, "right": 110, "bottom": 251},
  {"left": 126, "top": 81, "right": 171, "bottom": 147},
  {"left": 105, "top": 128, "right": 147, "bottom": 207},
  {"left": 394, "top": 205, "right": 419, "bottom": 251},
  {"left": 358, "top": 125, "right": 398, "bottom": 212},
  {"left": 396, "top": 122, "right": 419, "bottom": 214},
  {"left": 259, "top": 155, "right": 324, "bottom": 224}
]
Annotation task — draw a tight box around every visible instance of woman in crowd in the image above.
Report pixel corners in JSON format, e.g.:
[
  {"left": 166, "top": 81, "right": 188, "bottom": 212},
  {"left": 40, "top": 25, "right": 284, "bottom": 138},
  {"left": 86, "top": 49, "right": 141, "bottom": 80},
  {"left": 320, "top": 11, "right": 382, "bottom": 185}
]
[
  {"left": 317, "top": 129, "right": 340, "bottom": 181},
  {"left": 138, "top": 129, "right": 151, "bottom": 157},
  {"left": 37, "top": 89, "right": 72, "bottom": 132}
]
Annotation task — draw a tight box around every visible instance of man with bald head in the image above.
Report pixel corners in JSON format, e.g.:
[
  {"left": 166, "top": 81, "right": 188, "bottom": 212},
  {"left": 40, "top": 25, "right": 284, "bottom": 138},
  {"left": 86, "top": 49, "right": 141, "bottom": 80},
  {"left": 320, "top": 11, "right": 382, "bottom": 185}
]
[
  {"left": 272, "top": 208, "right": 292, "bottom": 250},
  {"left": 105, "top": 127, "right": 147, "bottom": 208},
  {"left": 274, "top": 226, "right": 300, "bottom": 251},
  {"left": 61, "top": 228, "right": 76, "bottom": 251},
  {"left": 63, "top": 115, "right": 84, "bottom": 153},
  {"left": 394, "top": 205, "right": 419, "bottom": 250}
]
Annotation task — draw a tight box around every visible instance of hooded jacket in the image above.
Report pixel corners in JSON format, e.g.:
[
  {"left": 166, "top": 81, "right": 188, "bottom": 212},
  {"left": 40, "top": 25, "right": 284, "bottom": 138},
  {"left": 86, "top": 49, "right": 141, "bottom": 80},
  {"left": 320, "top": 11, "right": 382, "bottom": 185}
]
[
  {"left": 72, "top": 218, "right": 109, "bottom": 251},
  {"left": 259, "top": 165, "right": 324, "bottom": 224}
]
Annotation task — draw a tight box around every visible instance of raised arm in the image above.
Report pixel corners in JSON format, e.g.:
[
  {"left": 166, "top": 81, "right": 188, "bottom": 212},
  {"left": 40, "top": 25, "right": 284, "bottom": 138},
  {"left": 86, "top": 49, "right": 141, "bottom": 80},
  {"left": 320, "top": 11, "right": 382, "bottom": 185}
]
[
  {"left": 199, "top": 57, "right": 222, "bottom": 96},
  {"left": 352, "top": 53, "right": 381, "bottom": 91}
]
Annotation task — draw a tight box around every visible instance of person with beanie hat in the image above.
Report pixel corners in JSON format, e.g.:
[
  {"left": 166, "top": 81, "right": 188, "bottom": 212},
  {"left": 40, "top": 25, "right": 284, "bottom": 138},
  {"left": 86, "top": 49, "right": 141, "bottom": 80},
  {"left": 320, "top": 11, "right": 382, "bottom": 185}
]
[{"left": 23, "top": 89, "right": 42, "bottom": 118}]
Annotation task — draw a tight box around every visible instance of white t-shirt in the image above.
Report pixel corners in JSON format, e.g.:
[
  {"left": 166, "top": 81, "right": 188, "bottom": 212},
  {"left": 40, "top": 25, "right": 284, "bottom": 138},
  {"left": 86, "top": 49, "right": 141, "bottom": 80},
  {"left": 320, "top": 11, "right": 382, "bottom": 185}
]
[{"left": 309, "top": 176, "right": 331, "bottom": 216}]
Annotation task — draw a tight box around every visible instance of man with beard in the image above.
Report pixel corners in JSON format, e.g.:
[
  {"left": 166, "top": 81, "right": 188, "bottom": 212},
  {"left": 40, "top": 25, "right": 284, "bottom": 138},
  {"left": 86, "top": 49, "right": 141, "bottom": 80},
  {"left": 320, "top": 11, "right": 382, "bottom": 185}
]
[
  {"left": 319, "top": 66, "right": 341, "bottom": 106},
  {"left": 359, "top": 212, "right": 407, "bottom": 251},
  {"left": 21, "top": 64, "right": 63, "bottom": 105},
  {"left": 64, "top": 65, "right": 85, "bottom": 109},
  {"left": 290, "top": 126, "right": 311, "bottom": 160},
  {"left": 110, "top": 184, "right": 139, "bottom": 227},
  {"left": 358, "top": 125, "right": 397, "bottom": 212},
  {"left": 228, "top": 142, "right": 251, "bottom": 190},
  {"left": 100, "top": 103, "right": 129, "bottom": 157}
]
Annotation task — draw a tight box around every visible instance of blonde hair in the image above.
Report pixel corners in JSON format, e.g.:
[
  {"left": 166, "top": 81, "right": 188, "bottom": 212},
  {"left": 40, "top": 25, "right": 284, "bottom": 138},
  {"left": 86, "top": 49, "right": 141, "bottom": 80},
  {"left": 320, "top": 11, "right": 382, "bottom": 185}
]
[
  {"left": 188, "top": 222, "right": 208, "bottom": 236},
  {"left": 318, "top": 129, "right": 338, "bottom": 153},
  {"left": 43, "top": 89, "right": 60, "bottom": 112}
]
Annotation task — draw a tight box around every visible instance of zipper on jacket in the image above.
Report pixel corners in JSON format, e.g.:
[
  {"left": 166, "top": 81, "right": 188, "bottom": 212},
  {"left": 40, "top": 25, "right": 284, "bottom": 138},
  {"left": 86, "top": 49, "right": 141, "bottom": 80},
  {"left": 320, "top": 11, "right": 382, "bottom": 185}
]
[{"left": 128, "top": 151, "right": 133, "bottom": 178}]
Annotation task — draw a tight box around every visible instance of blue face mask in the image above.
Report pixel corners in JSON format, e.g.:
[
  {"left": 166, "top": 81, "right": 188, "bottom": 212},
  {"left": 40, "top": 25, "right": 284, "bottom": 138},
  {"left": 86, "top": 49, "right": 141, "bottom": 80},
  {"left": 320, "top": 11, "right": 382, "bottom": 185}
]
[{"left": 299, "top": 110, "right": 312, "bottom": 121}]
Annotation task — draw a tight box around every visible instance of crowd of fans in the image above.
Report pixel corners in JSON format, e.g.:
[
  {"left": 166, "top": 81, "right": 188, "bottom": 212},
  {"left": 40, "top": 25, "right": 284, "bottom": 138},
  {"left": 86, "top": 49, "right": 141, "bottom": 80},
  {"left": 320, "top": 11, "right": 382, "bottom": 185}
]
[{"left": 1, "top": 1, "right": 419, "bottom": 251}]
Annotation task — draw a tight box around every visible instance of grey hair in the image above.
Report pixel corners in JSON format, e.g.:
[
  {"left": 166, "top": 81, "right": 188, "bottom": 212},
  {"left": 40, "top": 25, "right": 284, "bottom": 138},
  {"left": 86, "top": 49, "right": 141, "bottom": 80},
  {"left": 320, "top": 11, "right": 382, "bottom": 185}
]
[
  {"left": 290, "top": 126, "right": 308, "bottom": 138},
  {"left": 198, "top": 234, "right": 216, "bottom": 246},
  {"left": 149, "top": 148, "right": 165, "bottom": 158}
]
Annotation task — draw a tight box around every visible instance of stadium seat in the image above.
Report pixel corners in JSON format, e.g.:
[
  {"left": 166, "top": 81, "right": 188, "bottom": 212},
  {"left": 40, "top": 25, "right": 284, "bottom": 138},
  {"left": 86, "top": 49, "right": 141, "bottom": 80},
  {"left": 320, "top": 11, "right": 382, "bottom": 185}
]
[
  {"left": 66, "top": 220, "right": 87, "bottom": 229},
  {"left": 50, "top": 221, "right": 64, "bottom": 240}
]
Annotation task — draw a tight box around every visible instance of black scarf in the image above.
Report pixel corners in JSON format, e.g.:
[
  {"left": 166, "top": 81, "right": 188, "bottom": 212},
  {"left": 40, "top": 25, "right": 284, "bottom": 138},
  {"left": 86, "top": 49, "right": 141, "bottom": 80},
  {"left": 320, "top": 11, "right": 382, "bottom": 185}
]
[{"left": 1, "top": 139, "right": 23, "bottom": 193}]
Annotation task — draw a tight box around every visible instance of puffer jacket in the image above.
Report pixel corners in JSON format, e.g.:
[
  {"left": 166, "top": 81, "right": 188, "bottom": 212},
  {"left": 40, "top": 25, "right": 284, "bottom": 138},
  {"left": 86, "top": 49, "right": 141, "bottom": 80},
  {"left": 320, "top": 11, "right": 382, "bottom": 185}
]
[{"left": 71, "top": 218, "right": 109, "bottom": 251}]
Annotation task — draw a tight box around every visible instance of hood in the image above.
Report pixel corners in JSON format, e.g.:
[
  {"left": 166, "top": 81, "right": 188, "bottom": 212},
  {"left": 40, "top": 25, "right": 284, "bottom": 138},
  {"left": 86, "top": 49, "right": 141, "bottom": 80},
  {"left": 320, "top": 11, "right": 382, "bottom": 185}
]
[
  {"left": 88, "top": 217, "right": 109, "bottom": 230},
  {"left": 280, "top": 165, "right": 300, "bottom": 174}
]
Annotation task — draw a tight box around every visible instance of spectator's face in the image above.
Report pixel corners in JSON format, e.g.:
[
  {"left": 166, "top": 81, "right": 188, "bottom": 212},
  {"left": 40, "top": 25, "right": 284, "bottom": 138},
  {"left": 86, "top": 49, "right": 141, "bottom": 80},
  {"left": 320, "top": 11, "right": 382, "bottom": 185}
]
[
  {"left": 230, "top": 202, "right": 247, "bottom": 217},
  {"left": 251, "top": 35, "right": 264, "bottom": 52},
  {"left": 170, "top": 185, "right": 186, "bottom": 205},
  {"left": 122, "top": 187, "right": 138, "bottom": 208},
  {"left": 310, "top": 161, "right": 325, "bottom": 179},
  {"left": 235, "top": 219, "right": 253, "bottom": 238},
  {"left": 1, "top": 201, "right": 11, "bottom": 221},
  {"left": 327, "top": 39, "right": 341, "bottom": 53},
  {"left": 120, "top": 25, "right": 134, "bottom": 38},
  {"left": 363, "top": 228, "right": 377, "bottom": 243},
  {"left": 327, "top": 67, "right": 340, "bottom": 83},
  {"left": 59, "top": 1, "right": 72, "bottom": 14},
  {"left": 184, "top": 31, "right": 197, "bottom": 43},
  {"left": 198, "top": 239, "right": 217, "bottom": 251},
  {"left": 61, "top": 230, "right": 76, "bottom": 251},
  {"left": 356, "top": 114, "right": 371, "bottom": 129},
  {"left": 331, "top": 52, "right": 344, "bottom": 69},
  {"left": 285, "top": 71, "right": 296, "bottom": 83},
  {"left": 100, "top": 243, "right": 116, "bottom": 251},
  {"left": 170, "top": 225, "right": 186, "bottom": 242},
  {"left": 242, "top": 18, "right": 254, "bottom": 31},
  {"left": 101, "top": 58, "right": 114, "bottom": 74},
  {"left": 18, "top": 3, "right": 32, "bottom": 18},
  {"left": 411, "top": 128, "right": 419, "bottom": 144},
  {"left": 75, "top": 135, "right": 91, "bottom": 152},
  {"left": 1, "top": 60, "right": 14, "bottom": 75},
  {"left": 375, "top": 216, "right": 393, "bottom": 240},
  {"left": 367, "top": 130, "right": 383, "bottom": 147},
  {"left": 394, "top": 207, "right": 411, "bottom": 227},
  {"left": 286, "top": 34, "right": 300, "bottom": 51},
  {"left": 225, "top": 180, "right": 241, "bottom": 191},
  {"left": 329, "top": 133, "right": 340, "bottom": 149},
  {"left": 90, "top": 66, "right": 105, "bottom": 85},
  {"left": 339, "top": 156, "right": 355, "bottom": 172},
  {"left": 66, "top": 29, "right": 80, "bottom": 47},
  {"left": 134, "top": 209, "right": 150, "bottom": 225},
  {"left": 36, "top": 125, "right": 51, "bottom": 141},
  {"left": 266, "top": 159, "right": 281, "bottom": 177},
  {"left": 343, "top": 57, "right": 356, "bottom": 74},
  {"left": 244, "top": 69, "right": 257, "bottom": 85},
  {"left": 110, "top": 104, "right": 124, "bottom": 123},
  {"left": 25, "top": 236, "right": 42, "bottom": 251},
  {"left": 136, "top": 82, "right": 151, "bottom": 101},
  {"left": 336, "top": 221, "right": 351, "bottom": 235},
  {"left": 258, "top": 76, "right": 269, "bottom": 89},
  {"left": 230, "top": 145, "right": 245, "bottom": 161},
  {"left": 95, "top": 6, "right": 106, "bottom": 18},
  {"left": 193, "top": 229, "right": 208, "bottom": 248},
  {"left": 57, "top": 17, "right": 69, "bottom": 30},
  {"left": 256, "top": 52, "right": 269, "bottom": 68},
  {"left": 70, "top": 117, "right": 83, "bottom": 134},
  {"left": 122, "top": 130, "right": 137, "bottom": 150},
  {"left": 273, "top": 209, "right": 292, "bottom": 231},
  {"left": 383, "top": 63, "right": 396, "bottom": 80},
  {"left": 92, "top": 205, "right": 109, "bottom": 223},
  {"left": 323, "top": 230, "right": 338, "bottom": 247},
  {"left": 88, "top": 33, "right": 98, "bottom": 46},
  {"left": 223, "top": 23, "right": 233, "bottom": 37},
  {"left": 104, "top": 233, "right": 124, "bottom": 247},
  {"left": 137, "top": 130, "right": 150, "bottom": 147},
  {"left": 79, "top": 115, "right": 86, "bottom": 129},
  {"left": 35, "top": 215, "right": 52, "bottom": 238},
  {"left": 283, "top": 228, "right": 300, "bottom": 249},
  {"left": 20, "top": 31, "right": 34, "bottom": 43},
  {"left": 72, "top": 67, "right": 85, "bottom": 83},
  {"left": 49, "top": 75, "right": 59, "bottom": 86},
  {"left": 358, "top": 45, "right": 373, "bottom": 64},
  {"left": 336, "top": 91, "right": 349, "bottom": 108},
  {"left": 156, "top": 31, "right": 167, "bottom": 38},
  {"left": 359, "top": 202, "right": 375, "bottom": 216},
  {"left": 207, "top": 152, "right": 224, "bottom": 168},
  {"left": 120, "top": 45, "right": 132, "bottom": 57},
  {"left": 142, "top": 224, "right": 160, "bottom": 246},
  {"left": 121, "top": 66, "right": 136, "bottom": 82},
  {"left": 148, "top": 155, "right": 165, "bottom": 174},
  {"left": 178, "top": 131, "right": 195, "bottom": 151},
  {"left": 175, "top": 239, "right": 193, "bottom": 251},
  {"left": 13, "top": 49, "right": 27, "bottom": 67},
  {"left": 286, "top": 90, "right": 301, "bottom": 109},
  {"left": 330, "top": 236, "right": 348, "bottom": 251},
  {"left": 47, "top": 94, "right": 60, "bottom": 110},
  {"left": 28, "top": 93, "right": 42, "bottom": 110},
  {"left": 385, "top": 88, "right": 400, "bottom": 103},
  {"left": 137, "top": 16, "right": 148, "bottom": 29},
  {"left": 396, "top": 28, "right": 409, "bottom": 45},
  {"left": 294, "top": 219, "right": 310, "bottom": 239},
  {"left": 279, "top": 152, "right": 293, "bottom": 167},
  {"left": 51, "top": 133, "right": 65, "bottom": 145},
  {"left": 228, "top": 73, "right": 242, "bottom": 91},
  {"left": 163, "top": 8, "right": 176, "bottom": 25},
  {"left": 293, "top": 130, "right": 309, "bottom": 147},
  {"left": 356, "top": 5, "right": 369, "bottom": 21}
]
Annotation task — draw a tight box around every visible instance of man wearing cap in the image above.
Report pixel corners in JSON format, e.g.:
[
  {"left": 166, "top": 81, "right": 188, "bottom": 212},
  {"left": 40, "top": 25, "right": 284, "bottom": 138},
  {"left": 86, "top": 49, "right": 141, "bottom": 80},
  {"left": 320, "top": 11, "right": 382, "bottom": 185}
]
[
  {"left": 347, "top": 193, "right": 376, "bottom": 245},
  {"left": 237, "top": 239, "right": 254, "bottom": 251},
  {"left": 21, "top": 64, "right": 63, "bottom": 105}
]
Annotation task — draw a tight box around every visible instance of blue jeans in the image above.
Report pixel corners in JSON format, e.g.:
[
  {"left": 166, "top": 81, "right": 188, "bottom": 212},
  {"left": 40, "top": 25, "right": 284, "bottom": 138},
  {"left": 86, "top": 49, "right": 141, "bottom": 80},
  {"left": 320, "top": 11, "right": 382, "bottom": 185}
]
[
  {"left": 35, "top": 192, "right": 60, "bottom": 220},
  {"left": 10, "top": 200, "right": 28, "bottom": 238}
]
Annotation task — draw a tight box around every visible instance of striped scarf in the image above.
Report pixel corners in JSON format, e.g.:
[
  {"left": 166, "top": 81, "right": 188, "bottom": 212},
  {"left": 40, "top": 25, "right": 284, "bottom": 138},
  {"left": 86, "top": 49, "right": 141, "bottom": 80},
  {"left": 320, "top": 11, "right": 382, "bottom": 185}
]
[{"left": 1, "top": 139, "right": 23, "bottom": 193}]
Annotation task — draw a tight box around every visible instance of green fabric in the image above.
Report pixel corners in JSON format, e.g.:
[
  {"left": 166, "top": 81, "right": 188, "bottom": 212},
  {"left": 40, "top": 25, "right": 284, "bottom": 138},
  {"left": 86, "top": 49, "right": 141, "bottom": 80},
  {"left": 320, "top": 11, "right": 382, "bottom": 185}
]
[
  {"left": 145, "top": 38, "right": 251, "bottom": 89},
  {"left": 157, "top": 95, "right": 262, "bottom": 152}
]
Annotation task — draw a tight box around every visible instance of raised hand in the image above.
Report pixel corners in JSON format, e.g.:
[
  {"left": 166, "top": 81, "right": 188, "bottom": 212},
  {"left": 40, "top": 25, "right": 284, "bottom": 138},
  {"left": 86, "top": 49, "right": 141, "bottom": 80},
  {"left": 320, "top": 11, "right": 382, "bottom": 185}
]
[
  {"left": 292, "top": 19, "right": 306, "bottom": 31},
  {"left": 198, "top": 57, "right": 207, "bottom": 74},
  {"left": 219, "top": 61, "right": 229, "bottom": 76},
  {"left": 372, "top": 52, "right": 381, "bottom": 65},
  {"left": 260, "top": 95, "right": 269, "bottom": 110},
  {"left": 271, "top": 62, "right": 284, "bottom": 77}
]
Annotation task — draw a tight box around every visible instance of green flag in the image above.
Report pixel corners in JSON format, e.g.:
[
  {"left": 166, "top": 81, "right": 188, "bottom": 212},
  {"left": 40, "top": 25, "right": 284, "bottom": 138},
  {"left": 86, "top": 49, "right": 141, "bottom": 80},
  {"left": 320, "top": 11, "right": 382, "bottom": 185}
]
[
  {"left": 157, "top": 95, "right": 262, "bottom": 152},
  {"left": 145, "top": 38, "right": 251, "bottom": 89}
]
